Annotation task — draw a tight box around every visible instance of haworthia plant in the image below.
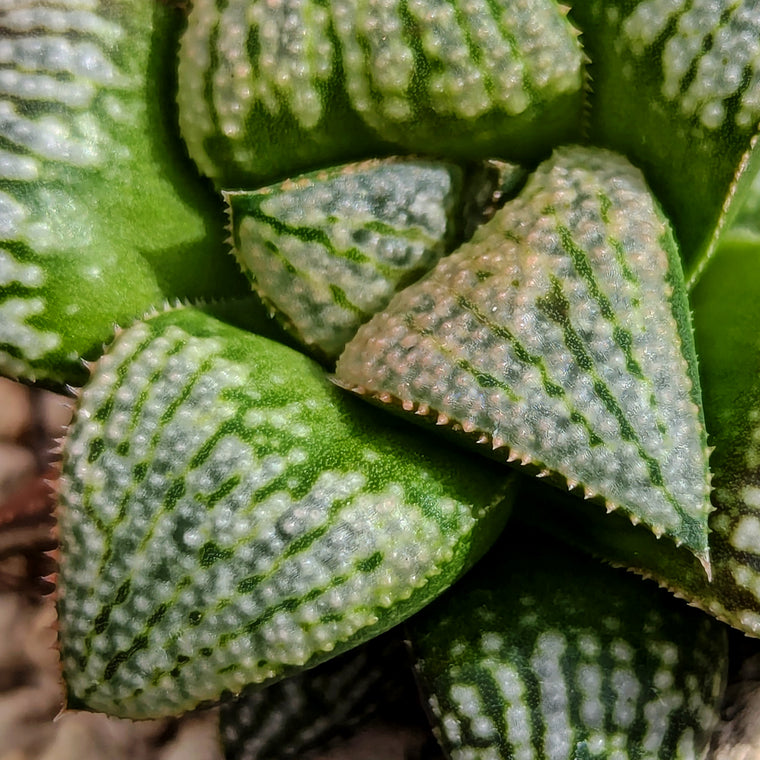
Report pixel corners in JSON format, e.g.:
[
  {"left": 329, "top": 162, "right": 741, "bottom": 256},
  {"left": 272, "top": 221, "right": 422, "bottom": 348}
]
[
  {"left": 570, "top": 0, "right": 760, "bottom": 283},
  {"left": 409, "top": 528, "right": 729, "bottom": 760},
  {"left": 177, "top": 0, "right": 585, "bottom": 188},
  {"left": 2, "top": 0, "right": 759, "bottom": 751},
  {"left": 219, "top": 632, "right": 409, "bottom": 759},
  {"left": 516, "top": 231, "right": 760, "bottom": 638},
  {"left": 0, "top": 0, "right": 247, "bottom": 386},
  {"left": 56, "top": 307, "right": 515, "bottom": 718},
  {"left": 336, "top": 145, "right": 713, "bottom": 562},
  {"left": 225, "top": 157, "right": 467, "bottom": 361}
]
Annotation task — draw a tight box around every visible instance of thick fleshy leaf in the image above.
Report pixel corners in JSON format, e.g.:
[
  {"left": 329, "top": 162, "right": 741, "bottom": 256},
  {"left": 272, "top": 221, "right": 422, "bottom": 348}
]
[
  {"left": 570, "top": 0, "right": 760, "bottom": 284},
  {"left": 336, "top": 145, "right": 712, "bottom": 561},
  {"left": 177, "top": 0, "right": 584, "bottom": 188},
  {"left": 408, "top": 528, "right": 728, "bottom": 760},
  {"left": 56, "top": 307, "right": 515, "bottom": 719},
  {"left": 219, "top": 633, "right": 409, "bottom": 760},
  {"left": 0, "top": 0, "right": 247, "bottom": 386},
  {"left": 225, "top": 158, "right": 466, "bottom": 360},
  {"left": 516, "top": 236, "right": 760, "bottom": 637}
]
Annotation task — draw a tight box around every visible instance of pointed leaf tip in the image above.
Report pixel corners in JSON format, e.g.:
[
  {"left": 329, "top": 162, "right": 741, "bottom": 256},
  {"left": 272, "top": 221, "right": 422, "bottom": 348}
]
[{"left": 336, "top": 145, "right": 712, "bottom": 559}]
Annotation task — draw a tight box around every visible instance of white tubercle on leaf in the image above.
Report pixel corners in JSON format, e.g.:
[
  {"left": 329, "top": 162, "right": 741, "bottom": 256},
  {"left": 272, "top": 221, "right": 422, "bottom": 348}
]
[
  {"left": 57, "top": 308, "right": 514, "bottom": 718},
  {"left": 336, "top": 145, "right": 713, "bottom": 561},
  {"left": 623, "top": 0, "right": 760, "bottom": 131}
]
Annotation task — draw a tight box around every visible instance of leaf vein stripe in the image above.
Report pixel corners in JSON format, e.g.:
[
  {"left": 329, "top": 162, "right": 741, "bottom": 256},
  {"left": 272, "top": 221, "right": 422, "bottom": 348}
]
[
  {"left": 538, "top": 276, "right": 694, "bottom": 527},
  {"left": 450, "top": 290, "right": 604, "bottom": 446}
]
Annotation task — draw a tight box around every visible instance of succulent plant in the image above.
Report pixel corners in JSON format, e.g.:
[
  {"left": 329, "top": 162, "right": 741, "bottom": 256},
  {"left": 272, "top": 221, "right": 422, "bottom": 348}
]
[{"left": 2, "top": 0, "right": 760, "bottom": 757}]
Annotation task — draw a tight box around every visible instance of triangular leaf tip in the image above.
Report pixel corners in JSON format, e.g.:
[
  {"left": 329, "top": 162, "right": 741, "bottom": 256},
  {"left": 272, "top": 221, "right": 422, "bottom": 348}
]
[{"left": 336, "top": 144, "right": 712, "bottom": 563}]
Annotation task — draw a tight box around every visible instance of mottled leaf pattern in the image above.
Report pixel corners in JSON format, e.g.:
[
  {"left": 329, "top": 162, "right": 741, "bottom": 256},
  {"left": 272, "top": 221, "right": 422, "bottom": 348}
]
[
  {"left": 225, "top": 158, "right": 465, "bottom": 360},
  {"left": 519, "top": 236, "right": 760, "bottom": 638},
  {"left": 409, "top": 529, "right": 728, "bottom": 760},
  {"left": 177, "top": 0, "right": 584, "bottom": 187},
  {"left": 57, "top": 307, "right": 515, "bottom": 718},
  {"left": 570, "top": 0, "right": 760, "bottom": 284},
  {"left": 0, "top": 0, "right": 247, "bottom": 386},
  {"left": 336, "top": 145, "right": 712, "bottom": 560}
]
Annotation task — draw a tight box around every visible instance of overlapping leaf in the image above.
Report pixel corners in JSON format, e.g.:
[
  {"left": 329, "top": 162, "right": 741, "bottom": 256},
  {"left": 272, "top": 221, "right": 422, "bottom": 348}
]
[
  {"left": 336, "top": 145, "right": 712, "bottom": 561},
  {"left": 409, "top": 529, "right": 728, "bottom": 759},
  {"left": 57, "top": 307, "right": 515, "bottom": 718},
  {"left": 0, "top": 0, "right": 247, "bottom": 386},
  {"left": 517, "top": 235, "right": 760, "bottom": 637},
  {"left": 570, "top": 0, "right": 760, "bottom": 284}
]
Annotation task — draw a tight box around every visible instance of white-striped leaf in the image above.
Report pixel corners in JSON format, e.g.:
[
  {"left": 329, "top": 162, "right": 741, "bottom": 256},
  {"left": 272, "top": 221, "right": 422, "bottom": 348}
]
[
  {"left": 225, "top": 158, "right": 466, "bottom": 361},
  {"left": 409, "top": 528, "right": 728, "bottom": 760},
  {"left": 335, "top": 145, "right": 713, "bottom": 562},
  {"left": 569, "top": 0, "right": 760, "bottom": 285},
  {"left": 518, "top": 232, "right": 760, "bottom": 638},
  {"left": 177, "top": 0, "right": 585, "bottom": 188},
  {"left": 56, "top": 307, "right": 515, "bottom": 719},
  {"left": 0, "top": 0, "right": 246, "bottom": 386}
]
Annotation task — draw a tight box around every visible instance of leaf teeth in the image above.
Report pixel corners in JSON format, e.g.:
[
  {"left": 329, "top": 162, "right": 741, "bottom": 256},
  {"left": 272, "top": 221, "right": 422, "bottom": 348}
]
[
  {"left": 56, "top": 308, "right": 514, "bottom": 718},
  {"left": 697, "top": 553, "right": 713, "bottom": 583},
  {"left": 336, "top": 145, "right": 712, "bottom": 559}
]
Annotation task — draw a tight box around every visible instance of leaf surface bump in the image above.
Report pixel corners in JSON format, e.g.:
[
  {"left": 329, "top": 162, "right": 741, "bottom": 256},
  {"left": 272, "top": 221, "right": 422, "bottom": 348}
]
[
  {"left": 57, "top": 307, "right": 515, "bottom": 718},
  {"left": 336, "top": 145, "right": 712, "bottom": 561}
]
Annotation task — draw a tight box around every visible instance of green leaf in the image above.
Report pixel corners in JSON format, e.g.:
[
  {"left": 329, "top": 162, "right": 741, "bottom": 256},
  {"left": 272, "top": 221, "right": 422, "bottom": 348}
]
[
  {"left": 336, "top": 145, "right": 712, "bottom": 562},
  {"left": 177, "top": 0, "right": 585, "bottom": 188},
  {"left": 569, "top": 0, "right": 760, "bottom": 285},
  {"left": 510, "top": 236, "right": 760, "bottom": 637},
  {"left": 408, "top": 528, "right": 728, "bottom": 760},
  {"left": 56, "top": 307, "right": 515, "bottom": 718},
  {"left": 0, "top": 0, "right": 247, "bottom": 386},
  {"left": 225, "top": 157, "right": 467, "bottom": 361}
]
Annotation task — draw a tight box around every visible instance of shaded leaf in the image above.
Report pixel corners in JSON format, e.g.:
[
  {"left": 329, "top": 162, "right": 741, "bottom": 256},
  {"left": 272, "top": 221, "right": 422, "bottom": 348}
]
[
  {"left": 408, "top": 527, "right": 728, "bottom": 760},
  {"left": 219, "top": 632, "right": 410, "bottom": 760}
]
